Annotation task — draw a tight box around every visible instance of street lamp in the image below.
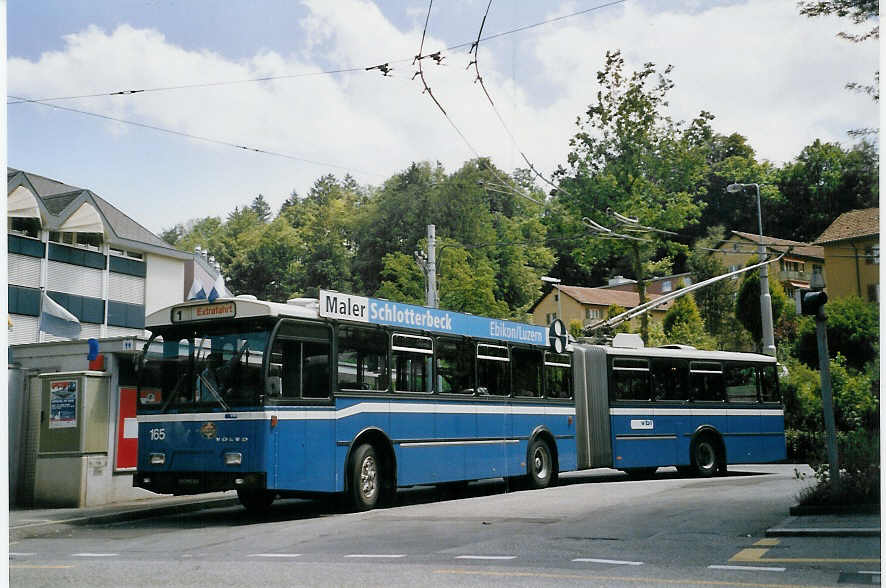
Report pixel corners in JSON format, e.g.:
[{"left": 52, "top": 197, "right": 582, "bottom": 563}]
[
  {"left": 541, "top": 276, "right": 562, "bottom": 324},
  {"left": 726, "top": 182, "right": 776, "bottom": 356}
]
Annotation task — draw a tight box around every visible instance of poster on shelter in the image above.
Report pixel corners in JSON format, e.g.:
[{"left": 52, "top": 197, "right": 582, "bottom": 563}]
[{"left": 49, "top": 379, "right": 78, "bottom": 429}]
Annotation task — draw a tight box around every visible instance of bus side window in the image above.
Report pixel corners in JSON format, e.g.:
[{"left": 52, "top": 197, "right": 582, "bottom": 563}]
[
  {"left": 759, "top": 364, "right": 780, "bottom": 403},
  {"left": 477, "top": 344, "right": 509, "bottom": 396},
  {"left": 392, "top": 334, "right": 433, "bottom": 393},
  {"left": 511, "top": 347, "right": 542, "bottom": 397},
  {"left": 610, "top": 358, "right": 650, "bottom": 401},
  {"left": 302, "top": 341, "right": 331, "bottom": 398},
  {"left": 436, "top": 337, "right": 474, "bottom": 394},
  {"left": 270, "top": 321, "right": 332, "bottom": 400},
  {"left": 651, "top": 359, "right": 688, "bottom": 401},
  {"left": 690, "top": 361, "right": 724, "bottom": 401},
  {"left": 338, "top": 326, "right": 389, "bottom": 392},
  {"left": 724, "top": 364, "right": 757, "bottom": 403},
  {"left": 544, "top": 352, "right": 572, "bottom": 399}
]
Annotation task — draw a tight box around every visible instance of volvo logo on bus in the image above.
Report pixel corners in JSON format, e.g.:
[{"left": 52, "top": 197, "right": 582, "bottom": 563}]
[{"left": 200, "top": 422, "right": 217, "bottom": 439}]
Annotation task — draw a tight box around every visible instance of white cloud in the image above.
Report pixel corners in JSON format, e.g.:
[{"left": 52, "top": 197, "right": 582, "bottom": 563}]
[{"left": 8, "top": 0, "right": 879, "bottom": 232}]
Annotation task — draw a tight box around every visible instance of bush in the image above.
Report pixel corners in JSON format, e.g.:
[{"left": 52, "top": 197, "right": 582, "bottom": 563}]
[
  {"left": 797, "top": 430, "right": 880, "bottom": 506},
  {"left": 794, "top": 296, "right": 879, "bottom": 371}
]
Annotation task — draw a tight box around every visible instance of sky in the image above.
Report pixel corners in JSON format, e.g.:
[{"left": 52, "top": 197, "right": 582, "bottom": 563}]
[{"left": 7, "top": 0, "right": 880, "bottom": 235}]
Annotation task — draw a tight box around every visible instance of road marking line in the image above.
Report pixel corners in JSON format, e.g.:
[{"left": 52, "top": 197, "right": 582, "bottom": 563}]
[
  {"left": 754, "top": 539, "right": 781, "bottom": 547},
  {"left": 9, "top": 553, "right": 36, "bottom": 557},
  {"left": 456, "top": 555, "right": 517, "bottom": 560},
  {"left": 72, "top": 553, "right": 119, "bottom": 557},
  {"left": 249, "top": 553, "right": 302, "bottom": 558},
  {"left": 434, "top": 568, "right": 837, "bottom": 586},
  {"left": 345, "top": 554, "right": 407, "bottom": 558},
  {"left": 10, "top": 565, "right": 76, "bottom": 569},
  {"left": 709, "top": 565, "right": 786, "bottom": 572},
  {"left": 573, "top": 558, "right": 644, "bottom": 566},
  {"left": 731, "top": 548, "right": 771, "bottom": 562},
  {"left": 859, "top": 571, "right": 882, "bottom": 575}
]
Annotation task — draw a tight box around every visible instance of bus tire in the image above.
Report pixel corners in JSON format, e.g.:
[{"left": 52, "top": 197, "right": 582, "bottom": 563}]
[
  {"left": 349, "top": 443, "right": 381, "bottom": 511},
  {"left": 692, "top": 436, "right": 721, "bottom": 478},
  {"left": 237, "top": 489, "right": 275, "bottom": 514},
  {"left": 526, "top": 438, "right": 554, "bottom": 490}
]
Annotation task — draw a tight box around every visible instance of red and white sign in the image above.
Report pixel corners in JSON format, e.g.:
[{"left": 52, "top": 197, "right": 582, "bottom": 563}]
[{"left": 116, "top": 387, "right": 138, "bottom": 470}]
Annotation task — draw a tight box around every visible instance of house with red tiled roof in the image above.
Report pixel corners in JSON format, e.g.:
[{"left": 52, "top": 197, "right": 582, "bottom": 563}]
[
  {"left": 813, "top": 208, "right": 879, "bottom": 302},
  {"left": 529, "top": 284, "right": 671, "bottom": 330},
  {"left": 713, "top": 230, "right": 825, "bottom": 299}
]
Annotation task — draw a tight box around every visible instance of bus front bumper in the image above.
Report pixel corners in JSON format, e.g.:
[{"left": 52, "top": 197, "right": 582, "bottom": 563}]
[{"left": 133, "top": 471, "right": 267, "bottom": 495}]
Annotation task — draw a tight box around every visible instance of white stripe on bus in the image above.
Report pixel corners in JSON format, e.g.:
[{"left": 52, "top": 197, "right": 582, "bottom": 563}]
[
  {"left": 609, "top": 407, "right": 784, "bottom": 417},
  {"left": 138, "top": 402, "right": 576, "bottom": 423}
]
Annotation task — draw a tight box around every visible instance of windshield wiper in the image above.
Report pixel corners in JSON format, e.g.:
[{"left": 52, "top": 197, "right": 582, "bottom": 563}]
[{"left": 198, "top": 371, "right": 230, "bottom": 411}]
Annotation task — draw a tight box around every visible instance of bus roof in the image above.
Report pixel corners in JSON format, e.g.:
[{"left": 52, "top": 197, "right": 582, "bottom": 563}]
[
  {"left": 575, "top": 343, "right": 777, "bottom": 364},
  {"left": 145, "top": 296, "right": 320, "bottom": 328}
]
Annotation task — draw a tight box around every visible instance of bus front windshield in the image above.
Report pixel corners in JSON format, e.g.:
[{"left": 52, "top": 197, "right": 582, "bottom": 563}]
[{"left": 138, "top": 320, "right": 271, "bottom": 412}]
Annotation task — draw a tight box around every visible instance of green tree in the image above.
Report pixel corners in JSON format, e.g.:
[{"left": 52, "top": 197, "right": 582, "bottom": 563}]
[
  {"left": 793, "top": 296, "right": 879, "bottom": 370},
  {"left": 553, "top": 50, "right": 705, "bottom": 342},
  {"left": 374, "top": 252, "right": 425, "bottom": 305},
  {"left": 224, "top": 216, "right": 304, "bottom": 301},
  {"left": 772, "top": 140, "right": 879, "bottom": 242},
  {"left": 662, "top": 291, "right": 713, "bottom": 349},
  {"left": 688, "top": 227, "right": 739, "bottom": 344},
  {"left": 250, "top": 194, "right": 272, "bottom": 223},
  {"left": 734, "top": 262, "right": 790, "bottom": 352}
]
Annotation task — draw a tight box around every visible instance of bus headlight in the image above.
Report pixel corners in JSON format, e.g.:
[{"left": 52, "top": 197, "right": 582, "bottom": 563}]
[
  {"left": 224, "top": 452, "right": 243, "bottom": 466},
  {"left": 150, "top": 453, "right": 166, "bottom": 465}
]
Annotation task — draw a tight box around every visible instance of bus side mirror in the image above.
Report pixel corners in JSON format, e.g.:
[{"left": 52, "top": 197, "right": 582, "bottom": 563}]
[{"left": 266, "top": 376, "right": 282, "bottom": 398}]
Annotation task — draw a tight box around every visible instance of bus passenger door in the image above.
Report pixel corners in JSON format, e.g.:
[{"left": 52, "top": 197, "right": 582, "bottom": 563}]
[{"left": 650, "top": 359, "right": 688, "bottom": 467}]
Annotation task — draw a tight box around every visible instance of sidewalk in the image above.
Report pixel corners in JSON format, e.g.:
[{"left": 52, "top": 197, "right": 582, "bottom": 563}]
[
  {"left": 766, "top": 512, "right": 881, "bottom": 537},
  {"left": 9, "top": 493, "right": 239, "bottom": 540}
]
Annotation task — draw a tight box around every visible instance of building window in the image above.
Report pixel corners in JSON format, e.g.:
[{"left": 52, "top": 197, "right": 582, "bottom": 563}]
[
  {"left": 8, "top": 217, "right": 41, "bottom": 239},
  {"left": 865, "top": 245, "right": 879, "bottom": 265},
  {"left": 661, "top": 279, "right": 673, "bottom": 293},
  {"left": 585, "top": 308, "right": 602, "bottom": 320},
  {"left": 868, "top": 284, "right": 879, "bottom": 303},
  {"left": 49, "top": 231, "right": 103, "bottom": 251},
  {"left": 545, "top": 313, "right": 557, "bottom": 323},
  {"left": 812, "top": 264, "right": 822, "bottom": 275}
]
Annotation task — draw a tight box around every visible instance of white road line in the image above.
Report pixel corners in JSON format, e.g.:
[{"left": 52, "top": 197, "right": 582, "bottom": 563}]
[
  {"left": 345, "top": 554, "right": 407, "bottom": 559},
  {"left": 859, "top": 571, "right": 882, "bottom": 575},
  {"left": 72, "top": 553, "right": 119, "bottom": 557},
  {"left": 9, "top": 553, "right": 35, "bottom": 557},
  {"left": 456, "top": 555, "right": 517, "bottom": 560},
  {"left": 573, "top": 558, "right": 644, "bottom": 566},
  {"left": 249, "top": 554, "right": 302, "bottom": 558},
  {"left": 709, "top": 564, "right": 786, "bottom": 572}
]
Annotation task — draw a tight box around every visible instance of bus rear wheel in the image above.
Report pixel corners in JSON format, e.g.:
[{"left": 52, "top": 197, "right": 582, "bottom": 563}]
[
  {"left": 526, "top": 438, "right": 554, "bottom": 490},
  {"left": 692, "top": 436, "right": 721, "bottom": 478},
  {"left": 349, "top": 443, "right": 381, "bottom": 511},
  {"left": 237, "top": 489, "right": 275, "bottom": 514}
]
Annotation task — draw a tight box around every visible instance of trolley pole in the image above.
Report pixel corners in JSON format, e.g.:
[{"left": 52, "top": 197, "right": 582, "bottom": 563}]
[{"left": 815, "top": 306, "right": 840, "bottom": 488}]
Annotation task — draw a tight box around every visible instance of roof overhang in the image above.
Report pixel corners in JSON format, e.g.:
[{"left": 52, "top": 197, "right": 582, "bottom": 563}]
[
  {"left": 58, "top": 201, "right": 105, "bottom": 234},
  {"left": 8, "top": 185, "right": 43, "bottom": 222}
]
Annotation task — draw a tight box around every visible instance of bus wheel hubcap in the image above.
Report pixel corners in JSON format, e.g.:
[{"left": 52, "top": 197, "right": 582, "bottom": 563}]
[
  {"left": 533, "top": 448, "right": 548, "bottom": 478},
  {"left": 360, "top": 456, "right": 377, "bottom": 498},
  {"left": 698, "top": 444, "right": 714, "bottom": 469}
]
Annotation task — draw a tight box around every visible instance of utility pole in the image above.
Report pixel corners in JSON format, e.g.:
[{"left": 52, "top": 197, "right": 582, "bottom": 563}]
[
  {"left": 415, "top": 224, "right": 437, "bottom": 308},
  {"left": 427, "top": 224, "right": 437, "bottom": 308}
]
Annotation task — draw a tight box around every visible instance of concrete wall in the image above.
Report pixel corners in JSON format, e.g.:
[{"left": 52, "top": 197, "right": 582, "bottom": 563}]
[{"left": 145, "top": 253, "right": 185, "bottom": 315}]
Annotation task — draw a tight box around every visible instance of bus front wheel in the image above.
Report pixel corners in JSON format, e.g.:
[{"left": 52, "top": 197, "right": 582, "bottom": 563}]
[
  {"left": 526, "top": 438, "right": 554, "bottom": 490},
  {"left": 692, "top": 436, "right": 721, "bottom": 478},
  {"left": 349, "top": 443, "right": 381, "bottom": 511}
]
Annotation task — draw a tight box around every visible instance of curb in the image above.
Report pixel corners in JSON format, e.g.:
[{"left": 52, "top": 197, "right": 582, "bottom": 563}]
[
  {"left": 789, "top": 504, "right": 880, "bottom": 516},
  {"left": 10, "top": 497, "right": 240, "bottom": 540}
]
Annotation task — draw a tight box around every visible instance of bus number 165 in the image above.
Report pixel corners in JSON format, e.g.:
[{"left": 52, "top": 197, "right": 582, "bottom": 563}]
[{"left": 149, "top": 428, "right": 166, "bottom": 440}]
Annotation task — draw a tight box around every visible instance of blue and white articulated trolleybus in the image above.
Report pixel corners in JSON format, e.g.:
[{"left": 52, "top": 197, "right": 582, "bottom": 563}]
[{"left": 134, "top": 290, "right": 786, "bottom": 511}]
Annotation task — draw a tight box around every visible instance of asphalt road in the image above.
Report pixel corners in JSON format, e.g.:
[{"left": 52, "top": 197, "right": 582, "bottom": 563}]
[{"left": 10, "top": 464, "right": 880, "bottom": 587}]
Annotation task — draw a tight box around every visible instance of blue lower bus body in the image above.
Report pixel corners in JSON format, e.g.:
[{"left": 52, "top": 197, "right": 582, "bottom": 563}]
[
  {"left": 609, "top": 405, "right": 786, "bottom": 469},
  {"left": 135, "top": 395, "right": 578, "bottom": 495}
]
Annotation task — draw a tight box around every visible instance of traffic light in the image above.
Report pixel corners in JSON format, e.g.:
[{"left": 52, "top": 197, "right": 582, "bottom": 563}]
[{"left": 795, "top": 288, "right": 828, "bottom": 316}]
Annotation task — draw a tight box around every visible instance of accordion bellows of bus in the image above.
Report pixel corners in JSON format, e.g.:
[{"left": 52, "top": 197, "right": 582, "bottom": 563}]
[{"left": 134, "top": 291, "right": 785, "bottom": 512}]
